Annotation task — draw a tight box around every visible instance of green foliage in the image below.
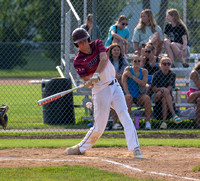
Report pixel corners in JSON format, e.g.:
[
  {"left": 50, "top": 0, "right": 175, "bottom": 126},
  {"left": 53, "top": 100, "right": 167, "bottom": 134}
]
[{"left": 192, "top": 164, "right": 200, "bottom": 172}]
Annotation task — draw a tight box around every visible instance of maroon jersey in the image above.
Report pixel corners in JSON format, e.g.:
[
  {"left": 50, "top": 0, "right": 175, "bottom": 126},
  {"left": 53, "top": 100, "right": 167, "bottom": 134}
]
[{"left": 73, "top": 39, "right": 107, "bottom": 78}]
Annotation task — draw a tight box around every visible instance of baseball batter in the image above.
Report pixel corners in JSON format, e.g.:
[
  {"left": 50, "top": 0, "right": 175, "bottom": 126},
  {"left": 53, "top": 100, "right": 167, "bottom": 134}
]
[{"left": 65, "top": 28, "right": 143, "bottom": 159}]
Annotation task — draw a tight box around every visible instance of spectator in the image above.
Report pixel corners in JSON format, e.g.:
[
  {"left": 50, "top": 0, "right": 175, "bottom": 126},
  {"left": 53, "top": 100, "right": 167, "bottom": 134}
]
[
  {"left": 141, "top": 42, "right": 160, "bottom": 96},
  {"left": 164, "top": 9, "right": 190, "bottom": 68},
  {"left": 81, "top": 14, "right": 102, "bottom": 41},
  {"left": 151, "top": 56, "right": 182, "bottom": 129},
  {"left": 122, "top": 54, "right": 152, "bottom": 130},
  {"left": 132, "top": 9, "right": 164, "bottom": 56},
  {"left": 105, "top": 15, "right": 130, "bottom": 56},
  {"left": 107, "top": 43, "right": 129, "bottom": 130},
  {"left": 187, "top": 62, "right": 200, "bottom": 129}
]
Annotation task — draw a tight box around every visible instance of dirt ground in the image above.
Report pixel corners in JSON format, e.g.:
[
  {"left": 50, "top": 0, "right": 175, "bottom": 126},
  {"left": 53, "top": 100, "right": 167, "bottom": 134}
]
[{"left": 0, "top": 146, "right": 199, "bottom": 181}]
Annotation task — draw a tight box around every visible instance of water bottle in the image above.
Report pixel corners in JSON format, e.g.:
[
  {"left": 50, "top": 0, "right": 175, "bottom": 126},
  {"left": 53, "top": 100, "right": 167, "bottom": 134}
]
[
  {"left": 175, "top": 87, "right": 181, "bottom": 104},
  {"left": 134, "top": 110, "right": 140, "bottom": 130}
]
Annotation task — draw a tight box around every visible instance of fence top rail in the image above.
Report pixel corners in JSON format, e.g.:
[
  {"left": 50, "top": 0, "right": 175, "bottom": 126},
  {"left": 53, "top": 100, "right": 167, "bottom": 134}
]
[{"left": 66, "top": 0, "right": 81, "bottom": 25}]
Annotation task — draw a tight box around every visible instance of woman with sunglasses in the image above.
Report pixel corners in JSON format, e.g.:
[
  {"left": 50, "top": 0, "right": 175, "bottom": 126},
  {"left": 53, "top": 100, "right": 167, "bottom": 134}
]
[
  {"left": 122, "top": 55, "right": 152, "bottom": 130},
  {"left": 151, "top": 56, "right": 182, "bottom": 129},
  {"left": 132, "top": 9, "right": 164, "bottom": 56},
  {"left": 141, "top": 42, "right": 160, "bottom": 96},
  {"left": 187, "top": 62, "right": 200, "bottom": 129},
  {"left": 164, "top": 9, "right": 190, "bottom": 68},
  {"left": 106, "top": 43, "right": 129, "bottom": 130},
  {"left": 105, "top": 15, "right": 130, "bottom": 56}
]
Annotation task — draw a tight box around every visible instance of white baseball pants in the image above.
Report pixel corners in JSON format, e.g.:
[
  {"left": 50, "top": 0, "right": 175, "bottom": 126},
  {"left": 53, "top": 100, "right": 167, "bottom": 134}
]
[{"left": 79, "top": 81, "right": 140, "bottom": 153}]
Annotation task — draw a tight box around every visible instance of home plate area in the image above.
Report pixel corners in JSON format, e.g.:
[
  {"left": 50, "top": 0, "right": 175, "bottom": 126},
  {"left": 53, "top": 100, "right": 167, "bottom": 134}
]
[{"left": 0, "top": 146, "right": 199, "bottom": 181}]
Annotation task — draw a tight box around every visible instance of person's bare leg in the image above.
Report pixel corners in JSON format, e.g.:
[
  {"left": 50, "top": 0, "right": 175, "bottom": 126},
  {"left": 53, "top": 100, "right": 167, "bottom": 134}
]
[
  {"left": 137, "top": 95, "right": 151, "bottom": 122},
  {"left": 164, "top": 39, "right": 175, "bottom": 65},
  {"left": 188, "top": 91, "right": 200, "bottom": 103},
  {"left": 170, "top": 42, "right": 185, "bottom": 64},
  {"left": 149, "top": 32, "right": 162, "bottom": 56},
  {"left": 163, "top": 91, "right": 175, "bottom": 116},
  {"left": 125, "top": 95, "right": 133, "bottom": 116},
  {"left": 162, "top": 97, "right": 167, "bottom": 122},
  {"left": 196, "top": 97, "right": 200, "bottom": 126}
]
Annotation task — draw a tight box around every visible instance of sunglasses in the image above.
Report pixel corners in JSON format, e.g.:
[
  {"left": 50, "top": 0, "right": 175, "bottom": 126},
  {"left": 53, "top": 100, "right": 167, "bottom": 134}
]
[
  {"left": 162, "top": 62, "right": 171, "bottom": 66},
  {"left": 145, "top": 50, "right": 151, "bottom": 54},
  {"left": 122, "top": 23, "right": 128, "bottom": 26},
  {"left": 141, "top": 43, "right": 146, "bottom": 48},
  {"left": 133, "top": 60, "right": 141, "bottom": 63}
]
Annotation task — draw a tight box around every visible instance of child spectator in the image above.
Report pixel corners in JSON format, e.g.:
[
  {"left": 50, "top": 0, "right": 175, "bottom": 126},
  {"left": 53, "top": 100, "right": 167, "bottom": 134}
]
[
  {"left": 81, "top": 14, "right": 102, "bottom": 41},
  {"left": 105, "top": 15, "right": 130, "bottom": 56},
  {"left": 187, "top": 62, "right": 200, "bottom": 129},
  {"left": 122, "top": 54, "right": 152, "bottom": 130},
  {"left": 107, "top": 43, "right": 129, "bottom": 130},
  {"left": 132, "top": 9, "right": 164, "bottom": 56},
  {"left": 151, "top": 56, "right": 182, "bottom": 129},
  {"left": 164, "top": 9, "right": 190, "bottom": 68}
]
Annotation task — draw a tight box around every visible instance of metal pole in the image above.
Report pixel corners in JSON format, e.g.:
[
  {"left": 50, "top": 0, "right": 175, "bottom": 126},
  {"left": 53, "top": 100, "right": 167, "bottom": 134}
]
[
  {"left": 84, "top": 0, "right": 87, "bottom": 22},
  {"left": 183, "top": 0, "right": 187, "bottom": 24},
  {"left": 64, "top": 10, "right": 71, "bottom": 78},
  {"left": 61, "top": 0, "right": 65, "bottom": 69},
  {"left": 92, "top": 0, "right": 97, "bottom": 40}
]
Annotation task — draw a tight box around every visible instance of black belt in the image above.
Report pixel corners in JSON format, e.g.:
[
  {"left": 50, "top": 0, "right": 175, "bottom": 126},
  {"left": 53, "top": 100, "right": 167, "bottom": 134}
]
[{"left": 108, "top": 79, "right": 117, "bottom": 86}]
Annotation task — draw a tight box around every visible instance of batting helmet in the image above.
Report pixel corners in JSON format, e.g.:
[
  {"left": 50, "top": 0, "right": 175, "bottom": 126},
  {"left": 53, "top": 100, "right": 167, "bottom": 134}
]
[{"left": 72, "top": 28, "right": 90, "bottom": 47}]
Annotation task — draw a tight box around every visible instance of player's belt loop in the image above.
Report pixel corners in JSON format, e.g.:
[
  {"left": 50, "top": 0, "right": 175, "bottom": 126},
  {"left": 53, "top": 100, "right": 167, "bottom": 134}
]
[{"left": 108, "top": 79, "right": 117, "bottom": 86}]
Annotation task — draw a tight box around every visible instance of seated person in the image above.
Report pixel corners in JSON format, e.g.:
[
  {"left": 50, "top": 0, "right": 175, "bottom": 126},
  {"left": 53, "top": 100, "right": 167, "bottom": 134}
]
[
  {"left": 106, "top": 43, "right": 129, "bottom": 130},
  {"left": 164, "top": 9, "right": 190, "bottom": 68},
  {"left": 187, "top": 62, "right": 200, "bottom": 129},
  {"left": 141, "top": 42, "right": 160, "bottom": 95},
  {"left": 81, "top": 14, "right": 102, "bottom": 41},
  {"left": 132, "top": 9, "right": 164, "bottom": 56},
  {"left": 105, "top": 15, "right": 130, "bottom": 56},
  {"left": 151, "top": 56, "right": 182, "bottom": 129},
  {"left": 122, "top": 54, "right": 152, "bottom": 130}
]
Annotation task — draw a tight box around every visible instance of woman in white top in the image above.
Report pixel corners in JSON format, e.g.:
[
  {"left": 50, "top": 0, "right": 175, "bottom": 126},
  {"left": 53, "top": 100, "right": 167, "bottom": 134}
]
[
  {"left": 187, "top": 62, "right": 200, "bottom": 128},
  {"left": 132, "top": 9, "right": 164, "bottom": 56}
]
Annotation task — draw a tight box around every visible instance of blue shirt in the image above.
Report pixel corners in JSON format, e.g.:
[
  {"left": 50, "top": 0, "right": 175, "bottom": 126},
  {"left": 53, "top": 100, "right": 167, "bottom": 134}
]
[
  {"left": 127, "top": 67, "right": 143, "bottom": 98},
  {"left": 105, "top": 25, "right": 129, "bottom": 47}
]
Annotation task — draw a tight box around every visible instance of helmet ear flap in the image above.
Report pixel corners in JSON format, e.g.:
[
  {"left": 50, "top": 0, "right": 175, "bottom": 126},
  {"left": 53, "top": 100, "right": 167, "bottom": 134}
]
[{"left": 74, "top": 43, "right": 79, "bottom": 47}]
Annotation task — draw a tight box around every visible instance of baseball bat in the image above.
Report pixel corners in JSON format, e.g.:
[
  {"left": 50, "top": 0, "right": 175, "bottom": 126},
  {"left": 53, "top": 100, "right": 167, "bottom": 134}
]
[{"left": 38, "top": 84, "right": 84, "bottom": 106}]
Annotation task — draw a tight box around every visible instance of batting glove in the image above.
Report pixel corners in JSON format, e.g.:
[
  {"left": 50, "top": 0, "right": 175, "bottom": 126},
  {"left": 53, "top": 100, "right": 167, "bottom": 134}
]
[
  {"left": 84, "top": 80, "right": 93, "bottom": 89},
  {"left": 91, "top": 72, "right": 100, "bottom": 84}
]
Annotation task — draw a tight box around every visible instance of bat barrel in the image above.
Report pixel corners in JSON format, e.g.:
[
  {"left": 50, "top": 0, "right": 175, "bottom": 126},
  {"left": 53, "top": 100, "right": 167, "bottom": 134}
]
[{"left": 41, "top": 78, "right": 75, "bottom": 125}]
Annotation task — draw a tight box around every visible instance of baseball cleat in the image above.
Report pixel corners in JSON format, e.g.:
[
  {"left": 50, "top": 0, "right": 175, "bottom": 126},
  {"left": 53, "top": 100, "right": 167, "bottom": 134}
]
[
  {"left": 65, "top": 145, "right": 81, "bottom": 155},
  {"left": 134, "top": 148, "right": 144, "bottom": 159}
]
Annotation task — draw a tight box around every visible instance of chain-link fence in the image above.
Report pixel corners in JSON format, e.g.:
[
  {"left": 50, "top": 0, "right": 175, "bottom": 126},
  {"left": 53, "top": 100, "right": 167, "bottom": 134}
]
[{"left": 0, "top": 0, "right": 199, "bottom": 133}]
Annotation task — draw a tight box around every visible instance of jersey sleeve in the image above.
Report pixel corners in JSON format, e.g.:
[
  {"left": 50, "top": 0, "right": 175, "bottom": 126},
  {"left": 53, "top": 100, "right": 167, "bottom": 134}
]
[{"left": 96, "top": 39, "right": 106, "bottom": 53}]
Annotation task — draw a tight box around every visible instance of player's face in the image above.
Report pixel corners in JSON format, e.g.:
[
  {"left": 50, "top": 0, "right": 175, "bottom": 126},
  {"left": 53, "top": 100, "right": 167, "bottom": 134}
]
[
  {"left": 111, "top": 46, "right": 121, "bottom": 58},
  {"left": 77, "top": 39, "right": 89, "bottom": 50}
]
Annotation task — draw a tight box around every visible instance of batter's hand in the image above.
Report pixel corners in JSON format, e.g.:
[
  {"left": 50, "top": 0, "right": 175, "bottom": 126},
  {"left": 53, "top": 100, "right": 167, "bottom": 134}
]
[
  {"left": 91, "top": 72, "right": 100, "bottom": 84},
  {"left": 84, "top": 80, "right": 93, "bottom": 89}
]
